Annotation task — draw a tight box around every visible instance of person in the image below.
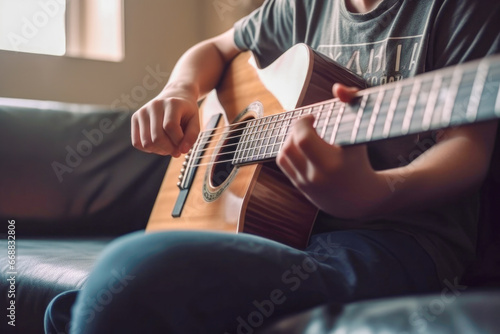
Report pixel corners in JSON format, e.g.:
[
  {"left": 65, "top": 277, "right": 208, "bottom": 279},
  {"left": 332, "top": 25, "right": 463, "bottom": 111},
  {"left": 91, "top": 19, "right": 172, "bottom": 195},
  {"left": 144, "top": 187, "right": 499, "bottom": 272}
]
[{"left": 45, "top": 0, "right": 500, "bottom": 333}]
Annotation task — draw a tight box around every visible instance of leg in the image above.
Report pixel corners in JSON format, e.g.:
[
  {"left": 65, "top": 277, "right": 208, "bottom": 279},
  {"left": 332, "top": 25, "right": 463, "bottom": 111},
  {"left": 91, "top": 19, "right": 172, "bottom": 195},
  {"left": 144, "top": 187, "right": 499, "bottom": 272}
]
[{"left": 64, "top": 229, "right": 439, "bottom": 334}]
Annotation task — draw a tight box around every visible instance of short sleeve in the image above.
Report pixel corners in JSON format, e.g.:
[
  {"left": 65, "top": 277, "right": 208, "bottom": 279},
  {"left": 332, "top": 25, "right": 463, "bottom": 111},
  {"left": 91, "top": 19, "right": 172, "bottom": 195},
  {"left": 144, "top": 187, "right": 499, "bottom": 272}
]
[
  {"left": 428, "top": 1, "right": 500, "bottom": 70},
  {"left": 233, "top": 0, "right": 297, "bottom": 67}
]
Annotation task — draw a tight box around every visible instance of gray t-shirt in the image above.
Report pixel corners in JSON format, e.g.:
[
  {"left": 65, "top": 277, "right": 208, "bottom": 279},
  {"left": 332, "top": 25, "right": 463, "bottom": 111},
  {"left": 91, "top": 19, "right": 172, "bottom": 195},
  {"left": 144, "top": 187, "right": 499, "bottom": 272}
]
[{"left": 233, "top": 0, "right": 500, "bottom": 283}]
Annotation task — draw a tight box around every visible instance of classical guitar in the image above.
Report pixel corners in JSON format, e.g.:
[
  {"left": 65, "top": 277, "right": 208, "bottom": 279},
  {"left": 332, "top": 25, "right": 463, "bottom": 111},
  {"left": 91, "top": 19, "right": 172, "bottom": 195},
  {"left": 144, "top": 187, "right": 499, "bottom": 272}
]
[{"left": 146, "top": 43, "right": 500, "bottom": 249}]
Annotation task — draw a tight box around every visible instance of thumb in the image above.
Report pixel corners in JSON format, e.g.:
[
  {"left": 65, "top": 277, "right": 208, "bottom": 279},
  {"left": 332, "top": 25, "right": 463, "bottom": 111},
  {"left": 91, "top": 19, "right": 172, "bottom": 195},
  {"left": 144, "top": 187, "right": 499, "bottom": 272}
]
[{"left": 332, "top": 83, "right": 360, "bottom": 103}]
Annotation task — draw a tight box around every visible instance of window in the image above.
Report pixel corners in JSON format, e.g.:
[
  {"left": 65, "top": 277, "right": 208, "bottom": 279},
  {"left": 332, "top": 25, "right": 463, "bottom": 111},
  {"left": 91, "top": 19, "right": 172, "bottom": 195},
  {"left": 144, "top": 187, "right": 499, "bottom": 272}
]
[
  {"left": 0, "top": 0, "right": 124, "bottom": 61},
  {"left": 0, "top": 0, "right": 66, "bottom": 56}
]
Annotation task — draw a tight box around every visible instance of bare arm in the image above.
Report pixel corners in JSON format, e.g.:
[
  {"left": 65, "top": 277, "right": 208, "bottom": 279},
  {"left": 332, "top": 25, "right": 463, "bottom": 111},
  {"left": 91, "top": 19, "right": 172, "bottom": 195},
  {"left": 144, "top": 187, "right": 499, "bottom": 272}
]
[
  {"left": 277, "top": 84, "right": 498, "bottom": 219},
  {"left": 131, "top": 29, "right": 241, "bottom": 157}
]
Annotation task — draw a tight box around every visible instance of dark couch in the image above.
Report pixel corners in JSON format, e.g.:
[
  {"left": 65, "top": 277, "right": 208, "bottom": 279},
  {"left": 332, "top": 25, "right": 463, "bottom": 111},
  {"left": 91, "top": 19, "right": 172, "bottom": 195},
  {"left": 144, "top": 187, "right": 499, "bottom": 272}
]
[
  {"left": 0, "top": 97, "right": 498, "bottom": 334},
  {"left": 0, "top": 97, "right": 170, "bottom": 333}
]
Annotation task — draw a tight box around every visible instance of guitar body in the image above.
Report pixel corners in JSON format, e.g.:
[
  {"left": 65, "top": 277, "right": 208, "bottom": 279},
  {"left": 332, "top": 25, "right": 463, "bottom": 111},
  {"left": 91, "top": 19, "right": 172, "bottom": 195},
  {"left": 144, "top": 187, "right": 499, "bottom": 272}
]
[{"left": 146, "top": 44, "right": 364, "bottom": 249}]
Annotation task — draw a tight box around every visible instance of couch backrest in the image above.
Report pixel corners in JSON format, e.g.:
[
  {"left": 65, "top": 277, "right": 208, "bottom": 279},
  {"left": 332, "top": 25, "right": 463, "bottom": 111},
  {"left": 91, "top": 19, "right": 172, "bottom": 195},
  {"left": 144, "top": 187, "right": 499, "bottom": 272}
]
[{"left": 0, "top": 98, "right": 170, "bottom": 236}]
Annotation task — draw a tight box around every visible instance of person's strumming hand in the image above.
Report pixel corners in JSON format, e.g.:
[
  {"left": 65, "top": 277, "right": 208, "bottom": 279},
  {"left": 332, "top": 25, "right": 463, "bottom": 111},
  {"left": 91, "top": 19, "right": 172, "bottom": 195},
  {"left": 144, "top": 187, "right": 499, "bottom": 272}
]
[{"left": 131, "top": 84, "right": 200, "bottom": 158}]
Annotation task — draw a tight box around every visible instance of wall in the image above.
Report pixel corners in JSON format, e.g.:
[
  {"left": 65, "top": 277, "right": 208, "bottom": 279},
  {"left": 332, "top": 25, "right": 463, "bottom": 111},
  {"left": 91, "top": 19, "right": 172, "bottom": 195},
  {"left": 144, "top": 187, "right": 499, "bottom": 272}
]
[
  {"left": 0, "top": 0, "right": 199, "bottom": 106},
  {"left": 0, "top": 0, "right": 265, "bottom": 107}
]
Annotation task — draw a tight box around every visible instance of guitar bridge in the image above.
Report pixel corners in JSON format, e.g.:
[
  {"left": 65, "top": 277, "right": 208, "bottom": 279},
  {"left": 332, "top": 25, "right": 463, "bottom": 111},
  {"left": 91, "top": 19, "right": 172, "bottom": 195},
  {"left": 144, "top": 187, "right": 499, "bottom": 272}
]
[{"left": 172, "top": 113, "right": 222, "bottom": 217}]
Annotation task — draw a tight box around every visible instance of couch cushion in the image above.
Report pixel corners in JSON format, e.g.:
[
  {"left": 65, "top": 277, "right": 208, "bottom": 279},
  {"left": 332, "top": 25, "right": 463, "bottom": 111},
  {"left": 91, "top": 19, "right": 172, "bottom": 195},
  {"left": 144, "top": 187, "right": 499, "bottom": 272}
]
[
  {"left": 259, "top": 290, "right": 500, "bottom": 334},
  {"left": 0, "top": 97, "right": 170, "bottom": 236},
  {"left": 0, "top": 237, "right": 112, "bottom": 334}
]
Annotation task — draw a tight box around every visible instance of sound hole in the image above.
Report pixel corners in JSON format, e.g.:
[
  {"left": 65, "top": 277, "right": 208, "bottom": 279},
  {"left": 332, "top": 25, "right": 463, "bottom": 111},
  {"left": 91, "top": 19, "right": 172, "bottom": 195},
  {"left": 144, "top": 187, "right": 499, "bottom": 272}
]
[{"left": 210, "top": 120, "right": 251, "bottom": 188}]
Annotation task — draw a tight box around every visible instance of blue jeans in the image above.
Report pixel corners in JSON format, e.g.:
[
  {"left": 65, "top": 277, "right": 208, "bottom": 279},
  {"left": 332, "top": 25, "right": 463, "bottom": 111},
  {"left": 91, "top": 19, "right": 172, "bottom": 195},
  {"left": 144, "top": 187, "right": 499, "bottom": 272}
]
[{"left": 45, "top": 229, "right": 440, "bottom": 334}]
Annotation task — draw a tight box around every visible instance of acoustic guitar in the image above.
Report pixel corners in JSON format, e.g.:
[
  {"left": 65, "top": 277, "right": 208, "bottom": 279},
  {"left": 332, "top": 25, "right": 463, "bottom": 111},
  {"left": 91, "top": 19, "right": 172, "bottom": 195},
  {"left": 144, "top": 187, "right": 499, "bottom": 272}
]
[{"left": 146, "top": 43, "right": 500, "bottom": 249}]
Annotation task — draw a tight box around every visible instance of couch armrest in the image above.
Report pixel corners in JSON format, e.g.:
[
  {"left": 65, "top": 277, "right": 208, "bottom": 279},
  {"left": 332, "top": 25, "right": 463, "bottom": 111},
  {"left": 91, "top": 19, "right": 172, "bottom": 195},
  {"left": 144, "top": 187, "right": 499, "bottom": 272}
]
[{"left": 0, "top": 98, "right": 170, "bottom": 237}]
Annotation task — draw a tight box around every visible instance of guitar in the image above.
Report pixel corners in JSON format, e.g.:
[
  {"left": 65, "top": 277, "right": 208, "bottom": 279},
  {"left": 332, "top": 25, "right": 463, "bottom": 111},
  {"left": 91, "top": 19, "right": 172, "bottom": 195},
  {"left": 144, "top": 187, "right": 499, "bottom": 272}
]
[{"left": 146, "top": 43, "right": 500, "bottom": 250}]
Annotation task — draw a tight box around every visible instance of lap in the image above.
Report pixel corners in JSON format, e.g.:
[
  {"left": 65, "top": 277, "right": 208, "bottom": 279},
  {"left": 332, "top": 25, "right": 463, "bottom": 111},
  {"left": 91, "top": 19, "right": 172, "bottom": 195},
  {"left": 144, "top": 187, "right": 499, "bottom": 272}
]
[{"left": 47, "top": 229, "right": 440, "bottom": 334}]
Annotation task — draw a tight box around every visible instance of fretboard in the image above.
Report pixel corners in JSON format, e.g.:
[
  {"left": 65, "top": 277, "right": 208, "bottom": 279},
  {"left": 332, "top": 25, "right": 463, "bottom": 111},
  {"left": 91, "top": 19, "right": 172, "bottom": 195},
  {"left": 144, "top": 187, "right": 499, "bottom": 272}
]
[{"left": 233, "top": 55, "right": 500, "bottom": 165}]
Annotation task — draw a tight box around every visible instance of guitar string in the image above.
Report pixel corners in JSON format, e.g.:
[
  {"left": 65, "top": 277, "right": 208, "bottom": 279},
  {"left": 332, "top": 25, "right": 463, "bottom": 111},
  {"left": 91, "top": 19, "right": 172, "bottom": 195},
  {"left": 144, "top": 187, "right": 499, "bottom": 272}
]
[
  {"left": 186, "top": 87, "right": 467, "bottom": 169},
  {"left": 186, "top": 84, "right": 429, "bottom": 160},
  {"left": 191, "top": 64, "right": 492, "bottom": 160},
  {"left": 181, "top": 61, "right": 490, "bottom": 169},
  {"left": 189, "top": 72, "right": 462, "bottom": 156},
  {"left": 197, "top": 99, "right": 340, "bottom": 141},
  {"left": 189, "top": 107, "right": 353, "bottom": 164},
  {"left": 187, "top": 96, "right": 495, "bottom": 168},
  {"left": 192, "top": 60, "right": 487, "bottom": 143},
  {"left": 181, "top": 58, "right": 500, "bottom": 167},
  {"left": 186, "top": 110, "right": 408, "bottom": 169}
]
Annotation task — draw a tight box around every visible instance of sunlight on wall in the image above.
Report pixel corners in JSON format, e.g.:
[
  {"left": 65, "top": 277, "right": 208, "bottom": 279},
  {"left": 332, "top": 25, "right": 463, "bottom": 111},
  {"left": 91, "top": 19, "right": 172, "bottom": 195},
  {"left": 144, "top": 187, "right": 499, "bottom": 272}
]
[
  {"left": 0, "top": 0, "right": 123, "bottom": 61},
  {"left": 0, "top": 0, "right": 66, "bottom": 56},
  {"left": 66, "top": 0, "right": 124, "bottom": 62}
]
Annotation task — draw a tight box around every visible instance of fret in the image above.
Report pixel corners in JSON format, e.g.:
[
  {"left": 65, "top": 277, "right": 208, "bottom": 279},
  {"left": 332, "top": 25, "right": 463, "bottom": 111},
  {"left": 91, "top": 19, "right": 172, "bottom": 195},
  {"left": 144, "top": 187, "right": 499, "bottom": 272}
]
[
  {"left": 312, "top": 104, "right": 324, "bottom": 135},
  {"left": 335, "top": 103, "right": 359, "bottom": 145},
  {"left": 476, "top": 62, "right": 500, "bottom": 121},
  {"left": 235, "top": 125, "right": 250, "bottom": 163},
  {"left": 261, "top": 117, "right": 273, "bottom": 159},
  {"left": 401, "top": 80, "right": 421, "bottom": 135},
  {"left": 466, "top": 60, "right": 489, "bottom": 122},
  {"left": 236, "top": 121, "right": 248, "bottom": 164},
  {"left": 370, "top": 88, "right": 394, "bottom": 141},
  {"left": 407, "top": 78, "right": 433, "bottom": 133},
  {"left": 266, "top": 115, "right": 280, "bottom": 158},
  {"left": 422, "top": 75, "right": 443, "bottom": 131},
  {"left": 383, "top": 84, "right": 402, "bottom": 138},
  {"left": 272, "top": 113, "right": 287, "bottom": 155},
  {"left": 450, "top": 69, "right": 476, "bottom": 125},
  {"left": 277, "top": 112, "right": 294, "bottom": 150},
  {"left": 296, "top": 108, "right": 306, "bottom": 122},
  {"left": 320, "top": 102, "right": 334, "bottom": 140},
  {"left": 258, "top": 120, "right": 270, "bottom": 159},
  {"left": 366, "top": 89, "right": 385, "bottom": 141},
  {"left": 251, "top": 118, "right": 263, "bottom": 159},
  {"left": 248, "top": 119, "right": 259, "bottom": 161},
  {"left": 323, "top": 104, "right": 341, "bottom": 144},
  {"left": 238, "top": 120, "right": 250, "bottom": 163},
  {"left": 390, "top": 83, "right": 413, "bottom": 137},
  {"left": 441, "top": 69, "right": 463, "bottom": 128},
  {"left": 243, "top": 119, "right": 257, "bottom": 162},
  {"left": 351, "top": 94, "right": 368, "bottom": 143},
  {"left": 429, "top": 73, "right": 454, "bottom": 131},
  {"left": 329, "top": 103, "right": 345, "bottom": 144},
  {"left": 356, "top": 91, "right": 377, "bottom": 142}
]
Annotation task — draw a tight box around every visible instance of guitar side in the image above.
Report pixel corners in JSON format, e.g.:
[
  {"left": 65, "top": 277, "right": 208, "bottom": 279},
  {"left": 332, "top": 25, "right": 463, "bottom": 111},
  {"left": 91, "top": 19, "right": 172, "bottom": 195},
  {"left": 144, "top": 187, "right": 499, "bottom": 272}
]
[{"left": 146, "top": 44, "right": 359, "bottom": 249}]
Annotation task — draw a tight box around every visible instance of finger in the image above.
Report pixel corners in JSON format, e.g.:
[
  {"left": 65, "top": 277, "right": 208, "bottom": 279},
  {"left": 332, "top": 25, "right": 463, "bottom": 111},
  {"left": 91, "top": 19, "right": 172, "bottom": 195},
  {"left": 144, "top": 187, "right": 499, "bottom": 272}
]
[
  {"left": 292, "top": 115, "right": 341, "bottom": 168},
  {"left": 277, "top": 125, "right": 308, "bottom": 178},
  {"left": 179, "top": 114, "right": 200, "bottom": 154},
  {"left": 131, "top": 113, "right": 142, "bottom": 149},
  {"left": 136, "top": 110, "right": 154, "bottom": 153},
  {"left": 148, "top": 106, "right": 173, "bottom": 156},
  {"left": 332, "top": 83, "right": 360, "bottom": 103},
  {"left": 162, "top": 99, "right": 185, "bottom": 147},
  {"left": 277, "top": 147, "right": 302, "bottom": 185}
]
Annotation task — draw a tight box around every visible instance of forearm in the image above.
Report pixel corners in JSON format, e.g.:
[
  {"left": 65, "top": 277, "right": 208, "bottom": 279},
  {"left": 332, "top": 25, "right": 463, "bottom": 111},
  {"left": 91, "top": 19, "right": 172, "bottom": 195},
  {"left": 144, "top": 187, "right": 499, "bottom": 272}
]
[
  {"left": 163, "top": 29, "right": 240, "bottom": 101},
  {"left": 368, "top": 121, "right": 498, "bottom": 218}
]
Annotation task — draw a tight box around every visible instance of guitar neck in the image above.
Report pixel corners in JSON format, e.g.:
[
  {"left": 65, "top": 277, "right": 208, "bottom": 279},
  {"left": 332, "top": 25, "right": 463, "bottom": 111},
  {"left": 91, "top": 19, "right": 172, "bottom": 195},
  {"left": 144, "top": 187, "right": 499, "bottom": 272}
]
[{"left": 233, "top": 55, "right": 500, "bottom": 165}]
